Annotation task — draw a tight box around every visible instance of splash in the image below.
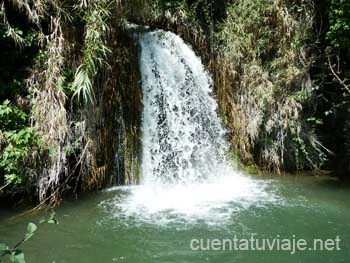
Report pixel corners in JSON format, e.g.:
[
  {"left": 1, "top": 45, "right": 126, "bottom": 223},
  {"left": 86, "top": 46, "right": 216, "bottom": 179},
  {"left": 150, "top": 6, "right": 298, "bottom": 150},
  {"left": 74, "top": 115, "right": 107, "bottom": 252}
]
[{"left": 101, "top": 30, "right": 273, "bottom": 225}]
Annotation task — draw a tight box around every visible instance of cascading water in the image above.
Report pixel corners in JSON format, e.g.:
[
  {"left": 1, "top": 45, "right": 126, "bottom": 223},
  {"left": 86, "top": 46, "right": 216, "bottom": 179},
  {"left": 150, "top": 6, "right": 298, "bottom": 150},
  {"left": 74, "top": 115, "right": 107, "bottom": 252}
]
[
  {"left": 101, "top": 30, "right": 273, "bottom": 224},
  {"left": 139, "top": 30, "right": 230, "bottom": 186}
]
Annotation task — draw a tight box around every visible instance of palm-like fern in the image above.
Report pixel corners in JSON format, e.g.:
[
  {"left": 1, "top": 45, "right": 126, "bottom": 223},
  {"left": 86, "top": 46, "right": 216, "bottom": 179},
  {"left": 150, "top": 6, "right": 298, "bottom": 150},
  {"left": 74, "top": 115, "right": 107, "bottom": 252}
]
[{"left": 72, "top": 0, "right": 112, "bottom": 105}]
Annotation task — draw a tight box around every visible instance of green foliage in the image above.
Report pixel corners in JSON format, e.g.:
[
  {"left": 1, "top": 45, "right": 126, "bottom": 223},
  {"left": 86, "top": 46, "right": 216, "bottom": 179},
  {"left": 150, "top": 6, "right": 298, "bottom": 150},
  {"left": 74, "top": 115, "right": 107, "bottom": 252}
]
[
  {"left": 0, "top": 0, "right": 349, "bottom": 202},
  {"left": 0, "top": 1, "right": 41, "bottom": 190},
  {"left": 327, "top": 0, "right": 350, "bottom": 49},
  {"left": 0, "top": 127, "right": 39, "bottom": 184},
  {"left": 0, "top": 101, "right": 39, "bottom": 185},
  {"left": 215, "top": 0, "right": 326, "bottom": 171},
  {"left": 60, "top": 68, "right": 74, "bottom": 96},
  {"left": 0, "top": 3, "right": 39, "bottom": 99},
  {"left": 0, "top": 101, "right": 27, "bottom": 129},
  {"left": 39, "top": 211, "right": 59, "bottom": 225},
  {"left": 0, "top": 222, "right": 36, "bottom": 263},
  {"left": 72, "top": 0, "right": 112, "bottom": 104},
  {"left": 0, "top": 212, "right": 58, "bottom": 263}
]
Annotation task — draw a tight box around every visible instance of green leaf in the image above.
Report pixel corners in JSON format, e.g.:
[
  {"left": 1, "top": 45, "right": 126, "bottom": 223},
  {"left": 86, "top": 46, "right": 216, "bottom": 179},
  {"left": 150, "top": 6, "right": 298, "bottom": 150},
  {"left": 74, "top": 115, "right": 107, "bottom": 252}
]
[
  {"left": 9, "top": 250, "right": 25, "bottom": 263},
  {"left": 24, "top": 223, "right": 37, "bottom": 241},
  {"left": 27, "top": 222, "right": 37, "bottom": 234},
  {"left": 5, "top": 174, "right": 21, "bottom": 184},
  {"left": 47, "top": 219, "right": 59, "bottom": 224},
  {"left": 39, "top": 211, "right": 58, "bottom": 224},
  {"left": 0, "top": 243, "right": 8, "bottom": 251}
]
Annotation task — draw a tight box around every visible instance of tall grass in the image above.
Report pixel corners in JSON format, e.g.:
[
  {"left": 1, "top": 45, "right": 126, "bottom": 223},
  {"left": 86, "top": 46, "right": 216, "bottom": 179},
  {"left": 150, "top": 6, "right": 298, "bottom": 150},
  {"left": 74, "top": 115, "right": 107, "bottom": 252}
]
[
  {"left": 28, "top": 0, "right": 73, "bottom": 204},
  {"left": 214, "top": 0, "right": 326, "bottom": 172}
]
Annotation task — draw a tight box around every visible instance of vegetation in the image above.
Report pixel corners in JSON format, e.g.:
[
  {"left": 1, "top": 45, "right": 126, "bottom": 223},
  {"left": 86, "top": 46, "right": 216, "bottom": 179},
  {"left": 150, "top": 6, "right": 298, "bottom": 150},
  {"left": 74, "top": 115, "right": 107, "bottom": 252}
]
[
  {"left": 0, "top": 100, "right": 39, "bottom": 185},
  {"left": 0, "top": 212, "right": 57, "bottom": 263},
  {"left": 72, "top": 0, "right": 112, "bottom": 104},
  {"left": 327, "top": 0, "right": 350, "bottom": 49},
  {"left": 0, "top": 222, "right": 36, "bottom": 263},
  {"left": 311, "top": 0, "right": 350, "bottom": 176},
  {"left": 213, "top": 0, "right": 327, "bottom": 172},
  {"left": 1, "top": 0, "right": 350, "bottom": 205}
]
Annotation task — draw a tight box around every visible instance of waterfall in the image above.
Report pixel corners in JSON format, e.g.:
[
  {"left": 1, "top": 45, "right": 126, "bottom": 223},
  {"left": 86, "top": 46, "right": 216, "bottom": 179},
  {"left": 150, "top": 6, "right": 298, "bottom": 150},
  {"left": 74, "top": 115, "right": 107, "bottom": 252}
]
[
  {"left": 139, "top": 30, "right": 230, "bottom": 185},
  {"left": 101, "top": 30, "right": 272, "bottom": 224}
]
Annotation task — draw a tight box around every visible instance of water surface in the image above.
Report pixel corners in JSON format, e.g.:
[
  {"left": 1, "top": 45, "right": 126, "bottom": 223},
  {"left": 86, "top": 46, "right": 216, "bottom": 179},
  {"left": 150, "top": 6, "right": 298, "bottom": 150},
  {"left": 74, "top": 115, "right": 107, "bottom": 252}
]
[{"left": 0, "top": 175, "right": 349, "bottom": 263}]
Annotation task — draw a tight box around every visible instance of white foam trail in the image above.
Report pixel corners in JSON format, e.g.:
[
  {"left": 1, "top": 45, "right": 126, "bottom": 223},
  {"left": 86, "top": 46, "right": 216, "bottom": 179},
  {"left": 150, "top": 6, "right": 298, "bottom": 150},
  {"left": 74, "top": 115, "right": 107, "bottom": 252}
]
[{"left": 100, "top": 30, "right": 274, "bottom": 225}]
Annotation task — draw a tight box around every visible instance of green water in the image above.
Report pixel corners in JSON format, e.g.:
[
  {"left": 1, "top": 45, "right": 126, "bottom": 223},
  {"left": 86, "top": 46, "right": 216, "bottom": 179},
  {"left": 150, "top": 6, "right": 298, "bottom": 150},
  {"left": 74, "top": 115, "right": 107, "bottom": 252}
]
[{"left": 0, "top": 175, "right": 349, "bottom": 263}]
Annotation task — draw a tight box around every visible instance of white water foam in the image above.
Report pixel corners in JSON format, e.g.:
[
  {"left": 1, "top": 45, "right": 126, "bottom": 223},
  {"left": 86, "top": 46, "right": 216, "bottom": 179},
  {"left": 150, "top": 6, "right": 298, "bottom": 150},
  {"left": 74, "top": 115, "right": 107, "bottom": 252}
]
[
  {"left": 100, "top": 30, "right": 275, "bottom": 225},
  {"left": 100, "top": 176, "right": 275, "bottom": 226}
]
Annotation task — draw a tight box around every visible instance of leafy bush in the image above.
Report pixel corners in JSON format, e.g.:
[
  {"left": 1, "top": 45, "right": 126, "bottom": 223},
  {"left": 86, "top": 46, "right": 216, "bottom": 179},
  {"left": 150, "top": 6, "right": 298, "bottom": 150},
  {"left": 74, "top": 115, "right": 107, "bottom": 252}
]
[
  {"left": 0, "top": 100, "right": 39, "bottom": 186},
  {"left": 327, "top": 0, "right": 350, "bottom": 49},
  {"left": 0, "top": 100, "right": 27, "bottom": 129}
]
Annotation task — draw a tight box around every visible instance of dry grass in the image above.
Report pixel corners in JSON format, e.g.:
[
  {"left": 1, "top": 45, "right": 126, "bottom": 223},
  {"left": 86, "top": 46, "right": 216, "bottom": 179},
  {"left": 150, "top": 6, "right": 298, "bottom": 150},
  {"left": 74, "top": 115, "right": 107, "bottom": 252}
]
[
  {"left": 3, "top": 0, "right": 328, "bottom": 205},
  {"left": 213, "top": 0, "right": 326, "bottom": 172},
  {"left": 27, "top": 1, "right": 72, "bottom": 204},
  {"left": 22, "top": 0, "right": 143, "bottom": 205}
]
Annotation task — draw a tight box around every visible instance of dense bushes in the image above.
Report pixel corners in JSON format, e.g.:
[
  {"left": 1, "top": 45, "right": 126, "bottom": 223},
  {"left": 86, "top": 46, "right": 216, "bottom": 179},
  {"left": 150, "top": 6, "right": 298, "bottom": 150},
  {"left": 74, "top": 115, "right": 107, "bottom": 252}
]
[
  {"left": 1, "top": 0, "right": 142, "bottom": 204},
  {"left": 327, "top": 0, "right": 350, "bottom": 50},
  {"left": 0, "top": 101, "right": 39, "bottom": 185},
  {"left": 1, "top": 0, "right": 350, "bottom": 205},
  {"left": 213, "top": 0, "right": 326, "bottom": 172},
  {"left": 315, "top": 0, "right": 350, "bottom": 176},
  {"left": 0, "top": 2, "right": 40, "bottom": 195}
]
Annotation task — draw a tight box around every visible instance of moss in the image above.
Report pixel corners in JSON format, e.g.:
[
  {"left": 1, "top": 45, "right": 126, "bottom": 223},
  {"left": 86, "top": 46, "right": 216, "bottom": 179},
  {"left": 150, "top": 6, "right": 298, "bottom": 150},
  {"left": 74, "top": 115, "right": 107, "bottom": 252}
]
[{"left": 244, "top": 164, "right": 260, "bottom": 175}]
